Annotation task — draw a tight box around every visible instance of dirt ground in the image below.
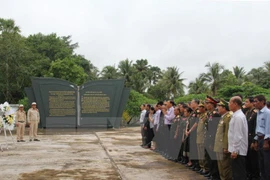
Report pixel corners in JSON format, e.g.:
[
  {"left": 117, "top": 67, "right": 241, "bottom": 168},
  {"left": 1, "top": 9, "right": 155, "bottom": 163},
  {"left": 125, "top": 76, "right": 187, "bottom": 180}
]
[{"left": 0, "top": 127, "right": 205, "bottom": 180}]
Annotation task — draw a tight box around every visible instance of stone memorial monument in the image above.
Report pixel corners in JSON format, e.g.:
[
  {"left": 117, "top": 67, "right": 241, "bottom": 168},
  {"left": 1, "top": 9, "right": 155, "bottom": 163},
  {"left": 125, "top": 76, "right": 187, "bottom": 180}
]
[{"left": 25, "top": 77, "right": 130, "bottom": 128}]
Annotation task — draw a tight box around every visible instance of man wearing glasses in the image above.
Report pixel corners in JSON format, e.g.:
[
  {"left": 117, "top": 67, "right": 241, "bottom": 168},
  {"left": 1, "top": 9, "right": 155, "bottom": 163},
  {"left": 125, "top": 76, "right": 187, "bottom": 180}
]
[{"left": 251, "top": 95, "right": 270, "bottom": 180}]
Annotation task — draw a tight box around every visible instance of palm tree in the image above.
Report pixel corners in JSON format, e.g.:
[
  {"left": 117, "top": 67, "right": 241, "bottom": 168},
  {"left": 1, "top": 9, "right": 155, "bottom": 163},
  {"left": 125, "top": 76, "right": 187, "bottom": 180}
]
[
  {"left": 188, "top": 76, "right": 209, "bottom": 94},
  {"left": 264, "top": 61, "right": 270, "bottom": 73},
  {"left": 130, "top": 73, "right": 149, "bottom": 93},
  {"left": 246, "top": 67, "right": 266, "bottom": 85},
  {"left": 232, "top": 66, "right": 246, "bottom": 85},
  {"left": 233, "top": 66, "right": 246, "bottom": 79},
  {"left": 100, "top": 65, "right": 119, "bottom": 80},
  {"left": 146, "top": 66, "right": 161, "bottom": 85},
  {"left": 160, "top": 67, "right": 186, "bottom": 98},
  {"left": 133, "top": 59, "right": 149, "bottom": 78},
  {"left": 201, "top": 62, "right": 224, "bottom": 96},
  {"left": 118, "top": 59, "right": 134, "bottom": 86}
]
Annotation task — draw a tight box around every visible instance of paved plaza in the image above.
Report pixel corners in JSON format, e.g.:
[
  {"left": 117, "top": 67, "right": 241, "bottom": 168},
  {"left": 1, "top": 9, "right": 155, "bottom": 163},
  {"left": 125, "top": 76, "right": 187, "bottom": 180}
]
[{"left": 0, "top": 127, "right": 205, "bottom": 180}]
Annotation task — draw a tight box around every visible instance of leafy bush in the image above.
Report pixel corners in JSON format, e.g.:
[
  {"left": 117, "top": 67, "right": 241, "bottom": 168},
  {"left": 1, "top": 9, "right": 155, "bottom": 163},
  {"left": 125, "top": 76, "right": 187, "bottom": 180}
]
[
  {"left": 18, "top": 97, "right": 30, "bottom": 110},
  {"left": 125, "top": 90, "right": 156, "bottom": 117}
]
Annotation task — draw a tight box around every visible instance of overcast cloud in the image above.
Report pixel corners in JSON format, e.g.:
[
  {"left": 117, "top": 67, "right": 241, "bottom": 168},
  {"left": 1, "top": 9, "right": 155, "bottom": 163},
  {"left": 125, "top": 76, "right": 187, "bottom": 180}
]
[{"left": 1, "top": 0, "right": 270, "bottom": 85}]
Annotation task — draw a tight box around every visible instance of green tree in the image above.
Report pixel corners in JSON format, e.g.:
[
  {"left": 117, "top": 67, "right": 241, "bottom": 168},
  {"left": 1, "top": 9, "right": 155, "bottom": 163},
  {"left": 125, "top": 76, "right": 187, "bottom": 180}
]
[
  {"left": 264, "top": 61, "right": 270, "bottom": 73},
  {"left": 47, "top": 57, "right": 88, "bottom": 85},
  {"left": 188, "top": 76, "right": 209, "bottom": 94},
  {"left": 160, "top": 67, "right": 185, "bottom": 98},
  {"left": 72, "top": 54, "right": 99, "bottom": 80},
  {"left": 146, "top": 66, "right": 161, "bottom": 85},
  {"left": 130, "top": 73, "right": 149, "bottom": 93},
  {"left": 246, "top": 67, "right": 270, "bottom": 88},
  {"left": 118, "top": 59, "right": 134, "bottom": 87},
  {"left": 26, "top": 33, "right": 77, "bottom": 61},
  {"left": 133, "top": 59, "right": 149, "bottom": 74},
  {"left": 233, "top": 66, "right": 246, "bottom": 79},
  {"left": 221, "top": 69, "right": 238, "bottom": 86},
  {"left": 201, "top": 62, "right": 224, "bottom": 96},
  {"left": 100, "top": 65, "right": 119, "bottom": 80},
  {"left": 147, "top": 82, "right": 168, "bottom": 101},
  {"left": 0, "top": 18, "right": 20, "bottom": 34},
  {"left": 0, "top": 18, "right": 33, "bottom": 103},
  {"left": 125, "top": 90, "right": 156, "bottom": 117}
]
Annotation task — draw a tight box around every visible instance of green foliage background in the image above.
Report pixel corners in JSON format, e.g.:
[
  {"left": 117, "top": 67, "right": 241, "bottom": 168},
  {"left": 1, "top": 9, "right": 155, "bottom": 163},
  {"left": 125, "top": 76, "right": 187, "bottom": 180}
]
[{"left": 1, "top": 18, "right": 270, "bottom": 117}]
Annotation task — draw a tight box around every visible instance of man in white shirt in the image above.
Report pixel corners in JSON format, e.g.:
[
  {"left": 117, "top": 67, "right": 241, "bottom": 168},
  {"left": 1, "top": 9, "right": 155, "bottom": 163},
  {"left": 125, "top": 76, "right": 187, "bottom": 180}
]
[
  {"left": 139, "top": 104, "right": 146, "bottom": 146},
  {"left": 228, "top": 96, "right": 248, "bottom": 180},
  {"left": 162, "top": 100, "right": 175, "bottom": 129}
]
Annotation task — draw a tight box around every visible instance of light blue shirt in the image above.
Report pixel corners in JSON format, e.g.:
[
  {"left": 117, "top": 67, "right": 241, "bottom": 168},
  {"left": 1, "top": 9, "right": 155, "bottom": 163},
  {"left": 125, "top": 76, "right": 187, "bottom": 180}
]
[
  {"left": 228, "top": 109, "right": 248, "bottom": 156},
  {"left": 255, "top": 106, "right": 270, "bottom": 140},
  {"left": 164, "top": 107, "right": 174, "bottom": 125}
]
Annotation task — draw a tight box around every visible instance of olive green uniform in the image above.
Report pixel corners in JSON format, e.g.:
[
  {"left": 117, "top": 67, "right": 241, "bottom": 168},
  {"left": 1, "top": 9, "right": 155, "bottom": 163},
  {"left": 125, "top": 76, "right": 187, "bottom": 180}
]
[{"left": 214, "top": 112, "right": 232, "bottom": 180}]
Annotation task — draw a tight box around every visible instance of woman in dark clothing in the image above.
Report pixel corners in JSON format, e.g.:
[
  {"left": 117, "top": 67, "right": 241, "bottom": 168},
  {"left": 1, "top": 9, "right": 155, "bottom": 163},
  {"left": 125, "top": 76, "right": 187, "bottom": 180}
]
[
  {"left": 183, "top": 106, "right": 193, "bottom": 167},
  {"left": 168, "top": 107, "right": 181, "bottom": 160}
]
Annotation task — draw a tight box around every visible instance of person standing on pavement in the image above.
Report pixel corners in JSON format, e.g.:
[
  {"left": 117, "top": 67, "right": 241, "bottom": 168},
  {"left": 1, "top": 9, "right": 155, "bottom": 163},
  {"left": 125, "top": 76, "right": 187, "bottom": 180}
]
[
  {"left": 244, "top": 97, "right": 260, "bottom": 179},
  {"left": 28, "top": 102, "right": 40, "bottom": 141},
  {"left": 251, "top": 95, "right": 270, "bottom": 180},
  {"left": 15, "top": 104, "right": 26, "bottom": 142},
  {"left": 228, "top": 96, "right": 248, "bottom": 180},
  {"left": 214, "top": 99, "right": 232, "bottom": 180},
  {"left": 139, "top": 104, "right": 147, "bottom": 146}
]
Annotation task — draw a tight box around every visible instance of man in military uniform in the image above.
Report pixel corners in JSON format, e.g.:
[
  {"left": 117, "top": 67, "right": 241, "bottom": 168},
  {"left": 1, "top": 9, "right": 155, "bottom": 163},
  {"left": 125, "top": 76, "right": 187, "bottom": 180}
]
[
  {"left": 245, "top": 97, "right": 259, "bottom": 179},
  {"left": 214, "top": 99, "right": 232, "bottom": 180},
  {"left": 28, "top": 102, "right": 40, "bottom": 141},
  {"left": 204, "top": 95, "right": 220, "bottom": 180},
  {"left": 15, "top": 104, "right": 26, "bottom": 142},
  {"left": 186, "top": 99, "right": 200, "bottom": 171},
  {"left": 196, "top": 101, "right": 208, "bottom": 174}
]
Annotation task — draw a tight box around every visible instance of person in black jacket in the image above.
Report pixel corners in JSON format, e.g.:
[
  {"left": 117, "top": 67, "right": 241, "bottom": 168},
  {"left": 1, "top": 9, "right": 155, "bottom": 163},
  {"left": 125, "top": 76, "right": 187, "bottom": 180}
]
[
  {"left": 143, "top": 104, "right": 151, "bottom": 148},
  {"left": 244, "top": 97, "right": 260, "bottom": 180}
]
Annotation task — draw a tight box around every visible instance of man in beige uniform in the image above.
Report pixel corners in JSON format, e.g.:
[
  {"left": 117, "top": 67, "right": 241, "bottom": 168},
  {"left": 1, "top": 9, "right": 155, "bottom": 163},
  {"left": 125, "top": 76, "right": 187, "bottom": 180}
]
[
  {"left": 28, "top": 102, "right": 40, "bottom": 141},
  {"left": 15, "top": 104, "right": 26, "bottom": 142},
  {"left": 214, "top": 99, "right": 232, "bottom": 180}
]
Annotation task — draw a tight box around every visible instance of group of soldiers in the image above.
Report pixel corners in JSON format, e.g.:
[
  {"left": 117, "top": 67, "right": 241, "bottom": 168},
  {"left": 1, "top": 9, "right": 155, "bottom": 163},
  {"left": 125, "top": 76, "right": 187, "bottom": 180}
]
[
  {"left": 140, "top": 95, "right": 270, "bottom": 180},
  {"left": 15, "top": 102, "right": 40, "bottom": 142}
]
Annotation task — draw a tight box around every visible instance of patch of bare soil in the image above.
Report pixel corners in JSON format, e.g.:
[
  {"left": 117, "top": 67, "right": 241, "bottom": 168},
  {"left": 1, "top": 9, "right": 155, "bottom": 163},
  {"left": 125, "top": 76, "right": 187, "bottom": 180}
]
[{"left": 18, "top": 168, "right": 121, "bottom": 180}]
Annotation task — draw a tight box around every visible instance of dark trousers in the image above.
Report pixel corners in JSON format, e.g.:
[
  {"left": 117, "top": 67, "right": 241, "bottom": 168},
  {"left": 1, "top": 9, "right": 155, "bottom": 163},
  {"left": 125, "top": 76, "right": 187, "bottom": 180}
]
[
  {"left": 246, "top": 146, "right": 259, "bottom": 178},
  {"left": 141, "top": 124, "right": 146, "bottom": 145},
  {"left": 146, "top": 128, "right": 154, "bottom": 148},
  {"left": 205, "top": 147, "right": 219, "bottom": 178},
  {"left": 258, "top": 138, "right": 270, "bottom": 180},
  {"left": 231, "top": 155, "right": 246, "bottom": 180}
]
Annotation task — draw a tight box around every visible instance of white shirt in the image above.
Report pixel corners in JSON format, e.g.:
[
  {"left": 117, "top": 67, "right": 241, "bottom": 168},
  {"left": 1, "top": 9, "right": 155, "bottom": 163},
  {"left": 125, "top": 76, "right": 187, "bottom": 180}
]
[
  {"left": 164, "top": 106, "right": 175, "bottom": 125},
  {"left": 139, "top": 109, "right": 146, "bottom": 124},
  {"left": 150, "top": 114, "right": 155, "bottom": 129},
  {"left": 154, "top": 109, "right": 161, "bottom": 125},
  {"left": 228, "top": 109, "right": 248, "bottom": 156}
]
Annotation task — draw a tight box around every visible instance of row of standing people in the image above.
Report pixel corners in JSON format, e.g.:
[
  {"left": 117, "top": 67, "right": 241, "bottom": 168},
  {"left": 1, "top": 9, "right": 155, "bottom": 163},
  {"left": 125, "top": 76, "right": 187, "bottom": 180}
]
[{"left": 140, "top": 95, "right": 270, "bottom": 180}]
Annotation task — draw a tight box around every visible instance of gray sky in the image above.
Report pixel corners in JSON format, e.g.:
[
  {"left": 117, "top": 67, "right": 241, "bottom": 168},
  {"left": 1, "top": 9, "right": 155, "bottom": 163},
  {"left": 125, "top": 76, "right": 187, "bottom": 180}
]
[{"left": 1, "top": 0, "right": 270, "bottom": 86}]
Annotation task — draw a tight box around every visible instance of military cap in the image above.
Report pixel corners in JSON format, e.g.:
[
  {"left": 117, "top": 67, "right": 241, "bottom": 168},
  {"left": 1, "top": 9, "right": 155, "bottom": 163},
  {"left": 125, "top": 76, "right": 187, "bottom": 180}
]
[
  {"left": 217, "top": 99, "right": 229, "bottom": 110},
  {"left": 32, "top": 102, "right": 37, "bottom": 105},
  {"left": 19, "top": 104, "right": 24, "bottom": 107},
  {"left": 205, "top": 95, "right": 219, "bottom": 105},
  {"left": 198, "top": 100, "right": 205, "bottom": 107}
]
